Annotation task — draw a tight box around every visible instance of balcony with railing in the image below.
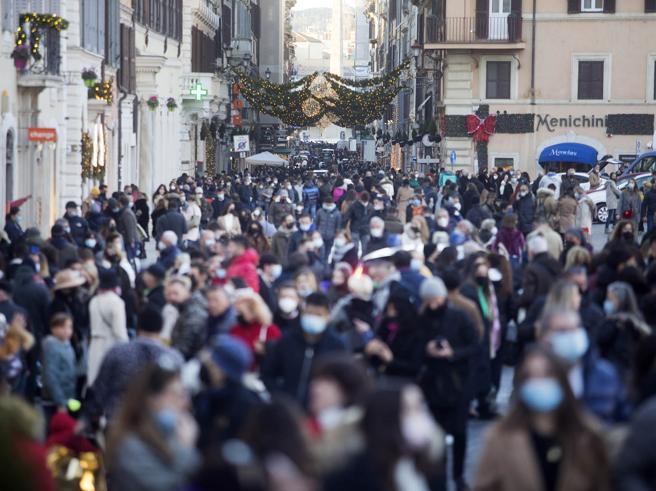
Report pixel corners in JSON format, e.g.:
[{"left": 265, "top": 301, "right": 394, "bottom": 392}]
[
  {"left": 424, "top": 15, "right": 524, "bottom": 49},
  {"left": 16, "top": 30, "right": 63, "bottom": 89}
]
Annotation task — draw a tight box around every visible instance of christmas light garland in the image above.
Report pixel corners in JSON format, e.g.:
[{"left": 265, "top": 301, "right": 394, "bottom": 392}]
[
  {"left": 92, "top": 80, "right": 113, "bottom": 105},
  {"left": 233, "top": 60, "right": 410, "bottom": 127},
  {"left": 15, "top": 13, "right": 69, "bottom": 61}
]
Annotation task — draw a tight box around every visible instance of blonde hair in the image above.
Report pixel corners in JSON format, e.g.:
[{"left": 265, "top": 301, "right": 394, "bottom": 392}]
[{"left": 564, "top": 246, "right": 591, "bottom": 271}]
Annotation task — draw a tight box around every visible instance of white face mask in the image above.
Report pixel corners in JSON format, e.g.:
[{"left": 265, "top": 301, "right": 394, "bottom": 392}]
[
  {"left": 278, "top": 297, "right": 298, "bottom": 313},
  {"left": 158, "top": 241, "right": 166, "bottom": 251},
  {"left": 370, "top": 228, "right": 384, "bottom": 238},
  {"left": 334, "top": 237, "right": 346, "bottom": 247},
  {"left": 453, "top": 202, "right": 461, "bottom": 211},
  {"left": 437, "top": 217, "right": 449, "bottom": 228},
  {"left": 313, "top": 238, "right": 324, "bottom": 249},
  {"left": 270, "top": 264, "right": 283, "bottom": 279}
]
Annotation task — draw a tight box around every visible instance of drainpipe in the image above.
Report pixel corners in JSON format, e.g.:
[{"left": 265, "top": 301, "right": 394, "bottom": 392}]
[
  {"left": 117, "top": 88, "right": 129, "bottom": 189},
  {"left": 530, "top": 0, "right": 536, "bottom": 105}
]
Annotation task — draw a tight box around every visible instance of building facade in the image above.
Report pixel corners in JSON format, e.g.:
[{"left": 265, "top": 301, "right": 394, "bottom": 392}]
[
  {"left": 372, "top": 0, "right": 656, "bottom": 175},
  {"left": 1, "top": 0, "right": 270, "bottom": 232}
]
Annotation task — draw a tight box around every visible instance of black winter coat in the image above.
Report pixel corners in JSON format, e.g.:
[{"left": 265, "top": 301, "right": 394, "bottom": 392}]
[
  {"left": 155, "top": 209, "right": 187, "bottom": 240},
  {"left": 513, "top": 193, "right": 536, "bottom": 235},
  {"left": 261, "top": 327, "right": 346, "bottom": 403},
  {"left": 417, "top": 304, "right": 479, "bottom": 410},
  {"left": 518, "top": 253, "right": 562, "bottom": 308}
]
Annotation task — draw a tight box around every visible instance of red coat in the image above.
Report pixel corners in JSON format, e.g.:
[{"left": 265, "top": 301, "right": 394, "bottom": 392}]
[
  {"left": 230, "top": 322, "right": 281, "bottom": 368},
  {"left": 226, "top": 248, "right": 260, "bottom": 292}
]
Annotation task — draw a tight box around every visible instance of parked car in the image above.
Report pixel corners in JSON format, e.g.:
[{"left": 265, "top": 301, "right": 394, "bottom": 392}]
[
  {"left": 620, "top": 151, "right": 656, "bottom": 177},
  {"left": 587, "top": 173, "right": 652, "bottom": 223}
]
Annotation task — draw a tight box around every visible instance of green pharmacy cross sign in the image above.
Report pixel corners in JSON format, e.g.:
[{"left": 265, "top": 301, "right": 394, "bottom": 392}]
[{"left": 190, "top": 82, "right": 208, "bottom": 101}]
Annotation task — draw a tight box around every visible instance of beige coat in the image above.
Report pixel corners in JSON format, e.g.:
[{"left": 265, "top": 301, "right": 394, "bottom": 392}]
[
  {"left": 87, "top": 290, "right": 127, "bottom": 384},
  {"left": 557, "top": 195, "right": 578, "bottom": 234},
  {"left": 474, "top": 421, "right": 611, "bottom": 491},
  {"left": 396, "top": 186, "right": 414, "bottom": 223}
]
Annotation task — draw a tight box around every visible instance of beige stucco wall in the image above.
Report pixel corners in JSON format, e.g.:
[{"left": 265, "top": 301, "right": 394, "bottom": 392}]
[{"left": 442, "top": 1, "right": 656, "bottom": 175}]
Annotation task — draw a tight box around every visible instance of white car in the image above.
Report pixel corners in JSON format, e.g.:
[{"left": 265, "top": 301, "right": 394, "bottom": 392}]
[
  {"left": 587, "top": 173, "right": 652, "bottom": 223},
  {"left": 540, "top": 172, "right": 608, "bottom": 222}
]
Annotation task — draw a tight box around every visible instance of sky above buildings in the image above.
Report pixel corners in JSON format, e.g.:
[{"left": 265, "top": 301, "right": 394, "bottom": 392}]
[{"left": 293, "top": 0, "right": 355, "bottom": 10}]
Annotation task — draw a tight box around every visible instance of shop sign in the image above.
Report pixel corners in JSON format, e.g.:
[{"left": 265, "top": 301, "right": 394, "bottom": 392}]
[
  {"left": 536, "top": 114, "right": 608, "bottom": 133},
  {"left": 28, "top": 128, "right": 57, "bottom": 142}
]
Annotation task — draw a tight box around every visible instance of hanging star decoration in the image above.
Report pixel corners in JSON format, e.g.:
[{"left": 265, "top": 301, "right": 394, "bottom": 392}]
[
  {"left": 466, "top": 114, "right": 497, "bottom": 143},
  {"left": 233, "top": 60, "right": 410, "bottom": 127}
]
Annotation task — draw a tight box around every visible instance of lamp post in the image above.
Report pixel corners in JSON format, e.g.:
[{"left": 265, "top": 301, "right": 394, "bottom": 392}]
[{"left": 265, "top": 67, "right": 271, "bottom": 80}]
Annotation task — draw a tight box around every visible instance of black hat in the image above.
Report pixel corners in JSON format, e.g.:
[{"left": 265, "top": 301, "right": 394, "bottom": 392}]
[
  {"left": 145, "top": 264, "right": 166, "bottom": 281},
  {"left": 259, "top": 253, "right": 280, "bottom": 268},
  {"left": 137, "top": 306, "right": 164, "bottom": 334},
  {"left": 65, "top": 201, "right": 78, "bottom": 209},
  {"left": 98, "top": 268, "right": 119, "bottom": 290},
  {"left": 51, "top": 224, "right": 66, "bottom": 237}
]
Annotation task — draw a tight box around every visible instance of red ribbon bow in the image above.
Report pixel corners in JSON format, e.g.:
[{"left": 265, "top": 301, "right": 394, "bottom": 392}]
[{"left": 466, "top": 114, "right": 497, "bottom": 143}]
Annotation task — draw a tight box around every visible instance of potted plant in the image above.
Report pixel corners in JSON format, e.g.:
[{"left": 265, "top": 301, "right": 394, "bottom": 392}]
[
  {"left": 166, "top": 97, "right": 178, "bottom": 112},
  {"left": 11, "top": 45, "right": 30, "bottom": 72},
  {"left": 81, "top": 68, "right": 97, "bottom": 88},
  {"left": 146, "top": 96, "right": 159, "bottom": 111}
]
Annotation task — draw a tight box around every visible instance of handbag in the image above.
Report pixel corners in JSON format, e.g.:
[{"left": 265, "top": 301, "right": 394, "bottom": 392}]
[{"left": 622, "top": 208, "right": 633, "bottom": 219}]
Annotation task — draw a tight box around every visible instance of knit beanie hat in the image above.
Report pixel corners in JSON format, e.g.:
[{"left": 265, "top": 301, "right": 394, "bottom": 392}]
[{"left": 420, "top": 277, "right": 447, "bottom": 301}]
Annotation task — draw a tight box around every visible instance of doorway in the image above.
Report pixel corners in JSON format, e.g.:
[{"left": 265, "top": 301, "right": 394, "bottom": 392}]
[{"left": 489, "top": 0, "right": 510, "bottom": 40}]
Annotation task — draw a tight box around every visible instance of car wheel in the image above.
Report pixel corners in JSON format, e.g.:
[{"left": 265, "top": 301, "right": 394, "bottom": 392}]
[{"left": 596, "top": 203, "right": 608, "bottom": 224}]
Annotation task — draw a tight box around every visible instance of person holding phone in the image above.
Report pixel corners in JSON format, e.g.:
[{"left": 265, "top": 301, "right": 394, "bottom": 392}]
[{"left": 417, "top": 277, "right": 479, "bottom": 491}]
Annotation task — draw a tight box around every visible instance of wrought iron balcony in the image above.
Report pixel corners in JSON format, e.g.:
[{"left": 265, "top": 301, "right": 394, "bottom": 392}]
[
  {"left": 16, "top": 30, "right": 63, "bottom": 88},
  {"left": 425, "top": 15, "right": 523, "bottom": 45}
]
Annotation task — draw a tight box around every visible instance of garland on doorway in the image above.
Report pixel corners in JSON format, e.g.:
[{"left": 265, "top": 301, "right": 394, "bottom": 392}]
[
  {"left": 91, "top": 80, "right": 113, "bottom": 105},
  {"left": 14, "top": 13, "right": 69, "bottom": 61},
  {"left": 205, "top": 132, "right": 216, "bottom": 176}
]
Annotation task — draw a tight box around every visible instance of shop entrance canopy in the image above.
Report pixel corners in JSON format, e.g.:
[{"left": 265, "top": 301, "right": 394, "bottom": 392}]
[
  {"left": 538, "top": 143, "right": 598, "bottom": 167},
  {"left": 244, "top": 151, "right": 288, "bottom": 167}
]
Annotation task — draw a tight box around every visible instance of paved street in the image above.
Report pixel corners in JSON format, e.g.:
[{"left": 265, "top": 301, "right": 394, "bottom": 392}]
[{"left": 459, "top": 223, "right": 611, "bottom": 488}]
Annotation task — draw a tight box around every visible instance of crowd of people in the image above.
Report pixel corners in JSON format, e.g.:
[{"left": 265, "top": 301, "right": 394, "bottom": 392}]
[{"left": 1, "top": 162, "right": 656, "bottom": 491}]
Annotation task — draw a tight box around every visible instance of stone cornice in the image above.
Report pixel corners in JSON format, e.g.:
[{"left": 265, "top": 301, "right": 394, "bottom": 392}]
[{"left": 135, "top": 55, "right": 168, "bottom": 74}]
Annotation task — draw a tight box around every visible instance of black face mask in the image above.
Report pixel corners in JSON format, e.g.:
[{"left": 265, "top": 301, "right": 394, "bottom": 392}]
[
  {"left": 475, "top": 275, "right": 489, "bottom": 287},
  {"left": 622, "top": 232, "right": 635, "bottom": 242},
  {"left": 564, "top": 240, "right": 576, "bottom": 250},
  {"left": 236, "top": 314, "right": 248, "bottom": 325}
]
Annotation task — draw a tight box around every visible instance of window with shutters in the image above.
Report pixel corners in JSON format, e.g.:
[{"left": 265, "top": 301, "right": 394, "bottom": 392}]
[
  {"left": 222, "top": 5, "right": 232, "bottom": 47},
  {"left": 83, "top": 0, "right": 107, "bottom": 55},
  {"left": 648, "top": 0, "right": 656, "bottom": 13},
  {"left": 2, "top": 0, "right": 16, "bottom": 32},
  {"left": 133, "top": 0, "right": 181, "bottom": 40},
  {"left": 192, "top": 26, "right": 217, "bottom": 73},
  {"left": 120, "top": 24, "right": 136, "bottom": 92},
  {"left": 486, "top": 61, "right": 511, "bottom": 99},
  {"left": 581, "top": 0, "right": 603, "bottom": 11},
  {"left": 106, "top": 0, "right": 120, "bottom": 66},
  {"left": 577, "top": 60, "right": 604, "bottom": 99}
]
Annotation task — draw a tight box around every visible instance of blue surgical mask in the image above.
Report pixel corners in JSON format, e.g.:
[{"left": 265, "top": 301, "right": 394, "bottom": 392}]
[
  {"left": 153, "top": 409, "right": 177, "bottom": 436},
  {"left": 85, "top": 239, "right": 97, "bottom": 248},
  {"left": 520, "top": 378, "right": 564, "bottom": 413},
  {"left": 603, "top": 300, "right": 615, "bottom": 316},
  {"left": 301, "top": 314, "right": 327, "bottom": 335},
  {"left": 550, "top": 328, "right": 589, "bottom": 363}
]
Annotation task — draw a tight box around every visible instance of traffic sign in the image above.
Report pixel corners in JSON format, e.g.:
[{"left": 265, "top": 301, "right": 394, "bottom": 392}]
[{"left": 449, "top": 150, "right": 456, "bottom": 164}]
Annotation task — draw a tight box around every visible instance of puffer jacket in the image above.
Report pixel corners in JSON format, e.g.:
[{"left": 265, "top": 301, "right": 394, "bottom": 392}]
[
  {"left": 226, "top": 248, "right": 260, "bottom": 292},
  {"left": 315, "top": 207, "right": 342, "bottom": 241},
  {"left": 171, "top": 293, "right": 209, "bottom": 360}
]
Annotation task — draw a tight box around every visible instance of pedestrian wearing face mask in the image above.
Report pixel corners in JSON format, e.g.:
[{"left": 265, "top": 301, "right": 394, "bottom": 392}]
[
  {"left": 474, "top": 346, "right": 611, "bottom": 491},
  {"left": 271, "top": 214, "right": 296, "bottom": 265},
  {"left": 573, "top": 186, "right": 595, "bottom": 241},
  {"left": 268, "top": 189, "right": 294, "bottom": 228},
  {"left": 619, "top": 178, "right": 642, "bottom": 233},
  {"left": 316, "top": 197, "right": 342, "bottom": 263},
  {"left": 261, "top": 292, "right": 347, "bottom": 403},
  {"left": 417, "top": 276, "right": 478, "bottom": 491},
  {"left": 513, "top": 184, "right": 536, "bottom": 236},
  {"left": 538, "top": 308, "right": 629, "bottom": 424},
  {"left": 211, "top": 188, "right": 232, "bottom": 219}
]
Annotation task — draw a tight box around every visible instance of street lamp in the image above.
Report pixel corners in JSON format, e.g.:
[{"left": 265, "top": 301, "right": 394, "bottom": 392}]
[{"left": 265, "top": 67, "right": 271, "bottom": 80}]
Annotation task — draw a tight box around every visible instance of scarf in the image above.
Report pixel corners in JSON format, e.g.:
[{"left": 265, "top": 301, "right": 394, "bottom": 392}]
[{"left": 477, "top": 285, "right": 501, "bottom": 357}]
